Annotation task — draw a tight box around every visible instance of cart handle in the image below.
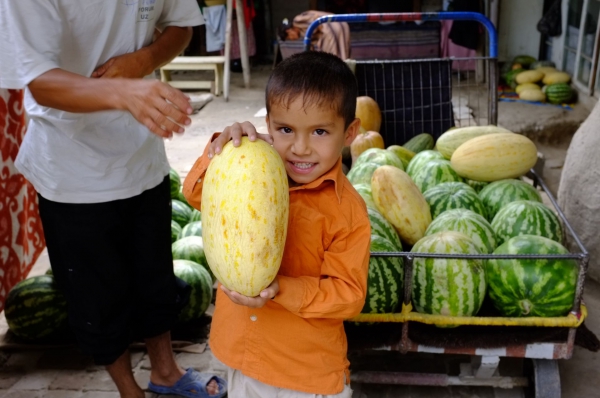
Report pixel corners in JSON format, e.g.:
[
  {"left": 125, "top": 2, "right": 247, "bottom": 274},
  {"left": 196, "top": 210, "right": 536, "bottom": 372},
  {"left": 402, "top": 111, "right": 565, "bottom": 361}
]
[{"left": 303, "top": 12, "right": 498, "bottom": 58}]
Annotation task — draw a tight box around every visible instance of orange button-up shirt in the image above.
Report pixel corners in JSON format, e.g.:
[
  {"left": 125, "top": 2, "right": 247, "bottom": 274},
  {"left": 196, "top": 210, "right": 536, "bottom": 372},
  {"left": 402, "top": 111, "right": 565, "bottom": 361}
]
[{"left": 183, "top": 137, "right": 371, "bottom": 395}]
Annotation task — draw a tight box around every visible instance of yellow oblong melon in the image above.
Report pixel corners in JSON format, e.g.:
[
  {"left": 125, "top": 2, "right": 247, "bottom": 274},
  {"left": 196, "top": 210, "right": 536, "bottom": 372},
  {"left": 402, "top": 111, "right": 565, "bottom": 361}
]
[
  {"left": 201, "top": 137, "right": 289, "bottom": 297},
  {"left": 516, "top": 83, "right": 541, "bottom": 95},
  {"left": 543, "top": 71, "right": 571, "bottom": 85},
  {"left": 450, "top": 133, "right": 538, "bottom": 182},
  {"left": 371, "top": 166, "right": 431, "bottom": 245},
  {"left": 519, "top": 88, "right": 546, "bottom": 102},
  {"left": 515, "top": 70, "right": 544, "bottom": 84},
  {"left": 436, "top": 125, "right": 513, "bottom": 160}
]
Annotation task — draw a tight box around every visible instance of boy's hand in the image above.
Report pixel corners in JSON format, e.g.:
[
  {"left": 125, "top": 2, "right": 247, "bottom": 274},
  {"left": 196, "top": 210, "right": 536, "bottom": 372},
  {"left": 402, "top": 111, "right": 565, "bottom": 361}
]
[
  {"left": 208, "top": 121, "right": 273, "bottom": 159},
  {"left": 220, "top": 278, "right": 280, "bottom": 308}
]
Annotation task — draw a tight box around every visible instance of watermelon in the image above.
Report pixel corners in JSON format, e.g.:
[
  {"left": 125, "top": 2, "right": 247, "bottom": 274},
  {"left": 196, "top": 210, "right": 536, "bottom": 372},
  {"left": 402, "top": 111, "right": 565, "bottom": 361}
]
[
  {"left": 491, "top": 200, "right": 563, "bottom": 246},
  {"left": 425, "top": 209, "right": 497, "bottom": 254},
  {"left": 545, "top": 83, "right": 573, "bottom": 104},
  {"left": 347, "top": 162, "right": 380, "bottom": 185},
  {"left": 423, "top": 182, "right": 487, "bottom": 220},
  {"left": 406, "top": 150, "right": 445, "bottom": 178},
  {"left": 361, "top": 235, "right": 404, "bottom": 314},
  {"left": 467, "top": 179, "right": 488, "bottom": 193},
  {"left": 353, "top": 183, "right": 376, "bottom": 209},
  {"left": 177, "top": 188, "right": 193, "bottom": 209},
  {"left": 403, "top": 133, "right": 435, "bottom": 153},
  {"left": 173, "top": 260, "right": 213, "bottom": 322},
  {"left": 171, "top": 220, "right": 182, "bottom": 243},
  {"left": 367, "top": 207, "right": 402, "bottom": 250},
  {"left": 412, "top": 159, "right": 465, "bottom": 193},
  {"left": 479, "top": 179, "right": 542, "bottom": 221},
  {"left": 189, "top": 209, "right": 202, "bottom": 223},
  {"left": 486, "top": 235, "right": 578, "bottom": 317},
  {"left": 531, "top": 60, "right": 556, "bottom": 69},
  {"left": 179, "top": 221, "right": 203, "bottom": 239},
  {"left": 171, "top": 199, "right": 193, "bottom": 227},
  {"left": 411, "top": 232, "right": 486, "bottom": 318},
  {"left": 513, "top": 55, "right": 536, "bottom": 67},
  {"left": 354, "top": 148, "right": 404, "bottom": 170},
  {"left": 4, "top": 275, "right": 68, "bottom": 340},
  {"left": 172, "top": 236, "right": 214, "bottom": 281},
  {"left": 169, "top": 168, "right": 181, "bottom": 199}
]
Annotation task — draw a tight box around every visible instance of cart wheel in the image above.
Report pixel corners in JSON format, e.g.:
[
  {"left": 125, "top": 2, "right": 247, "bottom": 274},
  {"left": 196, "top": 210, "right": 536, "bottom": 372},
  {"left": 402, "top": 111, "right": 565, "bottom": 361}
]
[{"left": 528, "top": 359, "right": 561, "bottom": 398}]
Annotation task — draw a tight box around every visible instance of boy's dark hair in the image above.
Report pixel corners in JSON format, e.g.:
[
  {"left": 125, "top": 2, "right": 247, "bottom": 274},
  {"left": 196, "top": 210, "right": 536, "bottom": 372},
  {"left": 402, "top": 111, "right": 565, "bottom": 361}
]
[{"left": 266, "top": 51, "right": 358, "bottom": 129}]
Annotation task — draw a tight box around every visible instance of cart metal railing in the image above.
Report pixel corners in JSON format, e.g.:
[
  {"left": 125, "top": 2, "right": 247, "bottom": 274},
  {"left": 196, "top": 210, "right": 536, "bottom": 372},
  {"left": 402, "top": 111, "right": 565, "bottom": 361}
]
[{"left": 304, "top": 12, "right": 589, "bottom": 395}]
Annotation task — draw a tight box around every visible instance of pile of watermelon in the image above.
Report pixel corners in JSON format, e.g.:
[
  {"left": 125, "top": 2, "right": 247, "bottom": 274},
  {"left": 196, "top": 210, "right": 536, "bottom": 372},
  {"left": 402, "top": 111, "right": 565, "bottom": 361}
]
[
  {"left": 502, "top": 55, "right": 575, "bottom": 105},
  {"left": 350, "top": 123, "right": 579, "bottom": 320},
  {"left": 169, "top": 168, "right": 214, "bottom": 323}
]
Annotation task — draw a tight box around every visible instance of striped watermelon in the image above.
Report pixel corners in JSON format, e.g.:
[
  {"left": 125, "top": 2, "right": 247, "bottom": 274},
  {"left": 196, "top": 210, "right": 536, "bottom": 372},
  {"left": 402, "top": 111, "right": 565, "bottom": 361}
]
[
  {"left": 491, "top": 200, "right": 563, "bottom": 246},
  {"left": 171, "top": 220, "right": 182, "bottom": 243},
  {"left": 172, "top": 236, "right": 214, "bottom": 281},
  {"left": 467, "top": 179, "right": 489, "bottom": 193},
  {"left": 367, "top": 207, "right": 402, "bottom": 250},
  {"left": 411, "top": 232, "right": 486, "bottom": 318},
  {"left": 353, "top": 183, "right": 376, "bottom": 209},
  {"left": 347, "top": 162, "right": 380, "bottom": 185},
  {"left": 361, "top": 235, "right": 404, "bottom": 314},
  {"left": 403, "top": 133, "right": 435, "bottom": 153},
  {"left": 425, "top": 209, "right": 497, "bottom": 254},
  {"left": 169, "top": 168, "right": 181, "bottom": 199},
  {"left": 412, "top": 159, "right": 465, "bottom": 193},
  {"left": 423, "top": 182, "right": 487, "bottom": 220},
  {"left": 355, "top": 148, "right": 404, "bottom": 170},
  {"left": 173, "top": 260, "right": 213, "bottom": 322},
  {"left": 545, "top": 83, "right": 573, "bottom": 104},
  {"left": 479, "top": 179, "right": 542, "bottom": 221},
  {"left": 177, "top": 188, "right": 193, "bottom": 209},
  {"left": 172, "top": 199, "right": 193, "bottom": 227},
  {"left": 406, "top": 150, "right": 445, "bottom": 178},
  {"left": 4, "top": 275, "right": 68, "bottom": 340},
  {"left": 189, "top": 209, "right": 202, "bottom": 223},
  {"left": 179, "top": 221, "right": 203, "bottom": 239},
  {"left": 486, "top": 235, "right": 578, "bottom": 317}
]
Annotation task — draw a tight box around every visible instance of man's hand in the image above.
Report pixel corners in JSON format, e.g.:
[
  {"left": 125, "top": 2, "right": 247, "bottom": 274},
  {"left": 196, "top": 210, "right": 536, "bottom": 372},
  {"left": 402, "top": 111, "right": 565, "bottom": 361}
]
[
  {"left": 220, "top": 278, "right": 280, "bottom": 308},
  {"left": 92, "top": 49, "right": 153, "bottom": 79},
  {"left": 208, "top": 121, "right": 274, "bottom": 159},
  {"left": 118, "top": 79, "right": 193, "bottom": 139}
]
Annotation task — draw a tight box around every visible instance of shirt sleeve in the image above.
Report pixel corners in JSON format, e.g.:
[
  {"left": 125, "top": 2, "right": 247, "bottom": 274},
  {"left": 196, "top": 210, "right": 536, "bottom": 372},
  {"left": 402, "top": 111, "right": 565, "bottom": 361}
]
[
  {"left": 0, "top": 1, "right": 62, "bottom": 89},
  {"left": 156, "top": 0, "right": 205, "bottom": 31},
  {"left": 273, "top": 211, "right": 371, "bottom": 319},
  {"left": 182, "top": 133, "right": 220, "bottom": 210}
]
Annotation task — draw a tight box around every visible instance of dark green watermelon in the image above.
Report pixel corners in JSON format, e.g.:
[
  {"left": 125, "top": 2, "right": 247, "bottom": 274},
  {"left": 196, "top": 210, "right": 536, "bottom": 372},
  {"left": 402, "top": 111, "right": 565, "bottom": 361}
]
[{"left": 173, "top": 260, "right": 213, "bottom": 322}]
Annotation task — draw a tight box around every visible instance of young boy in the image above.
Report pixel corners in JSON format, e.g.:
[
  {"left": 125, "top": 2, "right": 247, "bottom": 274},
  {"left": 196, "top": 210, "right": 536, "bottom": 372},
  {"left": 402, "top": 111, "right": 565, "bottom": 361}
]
[{"left": 183, "top": 51, "right": 371, "bottom": 397}]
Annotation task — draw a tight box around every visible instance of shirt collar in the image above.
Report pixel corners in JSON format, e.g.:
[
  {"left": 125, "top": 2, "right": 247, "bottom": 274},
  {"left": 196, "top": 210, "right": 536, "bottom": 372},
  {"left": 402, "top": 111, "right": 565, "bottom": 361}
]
[{"left": 288, "top": 158, "right": 345, "bottom": 203}]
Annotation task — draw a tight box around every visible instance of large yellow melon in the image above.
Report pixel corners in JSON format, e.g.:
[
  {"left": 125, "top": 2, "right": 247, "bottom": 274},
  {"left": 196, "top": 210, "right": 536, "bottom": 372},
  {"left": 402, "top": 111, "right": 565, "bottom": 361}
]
[
  {"left": 371, "top": 166, "right": 431, "bottom": 245},
  {"left": 356, "top": 96, "right": 382, "bottom": 132},
  {"left": 201, "top": 138, "right": 289, "bottom": 297},
  {"left": 450, "top": 133, "right": 538, "bottom": 182}
]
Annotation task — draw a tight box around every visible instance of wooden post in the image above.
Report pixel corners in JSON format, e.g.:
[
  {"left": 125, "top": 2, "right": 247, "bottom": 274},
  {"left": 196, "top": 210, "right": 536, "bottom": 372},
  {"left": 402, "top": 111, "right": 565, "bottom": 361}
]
[
  {"left": 224, "top": 0, "right": 233, "bottom": 101},
  {"left": 235, "top": 0, "right": 251, "bottom": 89}
]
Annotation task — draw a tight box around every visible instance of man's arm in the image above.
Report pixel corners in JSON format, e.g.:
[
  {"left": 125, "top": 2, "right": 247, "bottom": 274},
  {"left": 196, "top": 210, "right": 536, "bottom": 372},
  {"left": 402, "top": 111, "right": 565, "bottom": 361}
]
[
  {"left": 28, "top": 70, "right": 192, "bottom": 138},
  {"left": 92, "top": 26, "right": 193, "bottom": 79}
]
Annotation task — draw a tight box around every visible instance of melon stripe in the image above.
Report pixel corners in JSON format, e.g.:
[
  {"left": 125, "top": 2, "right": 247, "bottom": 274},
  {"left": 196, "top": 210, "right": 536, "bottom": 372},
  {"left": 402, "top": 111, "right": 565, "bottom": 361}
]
[
  {"left": 491, "top": 200, "right": 563, "bottom": 245},
  {"left": 367, "top": 207, "right": 402, "bottom": 250},
  {"left": 479, "top": 179, "right": 542, "bottom": 221},
  {"left": 423, "top": 182, "right": 487, "bottom": 219}
]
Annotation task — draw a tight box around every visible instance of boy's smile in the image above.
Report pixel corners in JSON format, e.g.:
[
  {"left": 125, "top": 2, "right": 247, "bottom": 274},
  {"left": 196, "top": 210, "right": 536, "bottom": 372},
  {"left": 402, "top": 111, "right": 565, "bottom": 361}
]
[{"left": 267, "top": 96, "right": 359, "bottom": 185}]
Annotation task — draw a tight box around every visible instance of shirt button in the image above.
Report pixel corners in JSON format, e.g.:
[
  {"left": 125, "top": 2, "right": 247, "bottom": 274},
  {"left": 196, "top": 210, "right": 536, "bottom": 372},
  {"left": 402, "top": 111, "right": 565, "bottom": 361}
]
[
  {"left": 197, "top": 178, "right": 202, "bottom": 183},
  {"left": 250, "top": 315, "right": 257, "bottom": 322}
]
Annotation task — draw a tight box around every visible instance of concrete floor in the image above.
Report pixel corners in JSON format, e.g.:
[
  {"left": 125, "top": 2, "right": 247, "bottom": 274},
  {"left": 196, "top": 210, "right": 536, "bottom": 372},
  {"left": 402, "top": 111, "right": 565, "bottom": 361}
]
[{"left": 0, "top": 65, "right": 597, "bottom": 397}]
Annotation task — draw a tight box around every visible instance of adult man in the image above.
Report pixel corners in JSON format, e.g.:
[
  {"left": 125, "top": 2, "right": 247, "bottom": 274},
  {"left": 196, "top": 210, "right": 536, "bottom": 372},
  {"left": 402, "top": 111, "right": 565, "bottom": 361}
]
[{"left": 0, "top": 1, "right": 225, "bottom": 397}]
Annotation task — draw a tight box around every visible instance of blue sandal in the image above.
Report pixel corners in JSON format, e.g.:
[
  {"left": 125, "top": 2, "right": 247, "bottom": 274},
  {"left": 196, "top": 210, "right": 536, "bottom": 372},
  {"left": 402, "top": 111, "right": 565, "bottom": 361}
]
[{"left": 147, "top": 368, "right": 227, "bottom": 398}]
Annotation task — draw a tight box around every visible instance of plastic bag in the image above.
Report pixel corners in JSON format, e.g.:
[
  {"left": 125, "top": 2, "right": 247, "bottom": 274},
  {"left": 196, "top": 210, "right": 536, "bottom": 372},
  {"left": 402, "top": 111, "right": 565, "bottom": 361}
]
[{"left": 537, "top": 0, "right": 562, "bottom": 37}]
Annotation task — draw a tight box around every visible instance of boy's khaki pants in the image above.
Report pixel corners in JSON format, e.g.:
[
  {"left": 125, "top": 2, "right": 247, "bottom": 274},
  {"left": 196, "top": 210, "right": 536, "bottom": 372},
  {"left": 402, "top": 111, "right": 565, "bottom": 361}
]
[{"left": 227, "top": 366, "right": 353, "bottom": 398}]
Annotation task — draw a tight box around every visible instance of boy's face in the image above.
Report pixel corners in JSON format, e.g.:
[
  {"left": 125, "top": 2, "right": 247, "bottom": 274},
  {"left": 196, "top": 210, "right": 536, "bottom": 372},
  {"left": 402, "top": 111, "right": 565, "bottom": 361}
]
[{"left": 266, "top": 96, "right": 360, "bottom": 185}]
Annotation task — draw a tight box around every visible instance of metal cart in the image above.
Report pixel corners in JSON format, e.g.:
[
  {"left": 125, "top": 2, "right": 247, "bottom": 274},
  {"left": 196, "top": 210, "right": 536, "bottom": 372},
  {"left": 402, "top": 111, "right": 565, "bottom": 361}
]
[{"left": 304, "top": 12, "right": 589, "bottom": 398}]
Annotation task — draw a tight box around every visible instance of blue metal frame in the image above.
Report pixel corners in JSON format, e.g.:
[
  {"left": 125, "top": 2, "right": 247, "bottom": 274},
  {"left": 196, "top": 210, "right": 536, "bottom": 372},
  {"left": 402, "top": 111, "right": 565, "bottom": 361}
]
[{"left": 303, "top": 12, "right": 498, "bottom": 58}]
